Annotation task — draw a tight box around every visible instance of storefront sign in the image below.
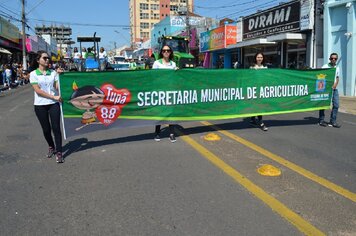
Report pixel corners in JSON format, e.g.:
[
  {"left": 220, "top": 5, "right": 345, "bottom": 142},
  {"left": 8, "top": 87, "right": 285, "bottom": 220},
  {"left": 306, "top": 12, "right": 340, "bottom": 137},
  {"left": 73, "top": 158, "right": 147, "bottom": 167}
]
[
  {"left": 300, "top": 0, "right": 314, "bottom": 30},
  {"left": 0, "top": 16, "right": 20, "bottom": 43},
  {"left": 170, "top": 16, "right": 203, "bottom": 27},
  {"left": 60, "top": 68, "right": 334, "bottom": 139},
  {"left": 225, "top": 25, "right": 237, "bottom": 46},
  {"left": 200, "top": 25, "right": 237, "bottom": 52},
  {"left": 243, "top": 1, "right": 300, "bottom": 39}
]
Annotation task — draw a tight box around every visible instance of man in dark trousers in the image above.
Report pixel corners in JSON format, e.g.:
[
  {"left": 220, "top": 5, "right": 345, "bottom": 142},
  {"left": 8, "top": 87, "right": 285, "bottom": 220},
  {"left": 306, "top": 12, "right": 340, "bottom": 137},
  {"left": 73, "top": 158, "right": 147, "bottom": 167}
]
[{"left": 318, "top": 53, "right": 341, "bottom": 128}]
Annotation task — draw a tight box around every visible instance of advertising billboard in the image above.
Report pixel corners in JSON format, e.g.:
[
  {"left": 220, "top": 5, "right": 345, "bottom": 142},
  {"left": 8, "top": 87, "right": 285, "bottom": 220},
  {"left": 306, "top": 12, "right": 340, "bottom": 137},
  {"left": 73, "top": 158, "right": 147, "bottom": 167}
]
[{"left": 200, "top": 25, "right": 237, "bottom": 52}]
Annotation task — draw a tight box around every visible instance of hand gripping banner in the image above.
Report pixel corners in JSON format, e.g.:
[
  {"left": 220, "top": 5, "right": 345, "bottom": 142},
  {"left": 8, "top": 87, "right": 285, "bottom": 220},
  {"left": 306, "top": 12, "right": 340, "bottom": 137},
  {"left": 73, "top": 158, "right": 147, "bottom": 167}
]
[{"left": 60, "top": 68, "right": 335, "bottom": 139}]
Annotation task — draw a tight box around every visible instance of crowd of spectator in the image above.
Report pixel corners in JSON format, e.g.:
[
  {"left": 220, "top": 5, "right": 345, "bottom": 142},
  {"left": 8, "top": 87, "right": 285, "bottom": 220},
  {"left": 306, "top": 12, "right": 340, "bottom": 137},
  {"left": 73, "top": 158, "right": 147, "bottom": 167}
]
[{"left": 0, "top": 61, "right": 30, "bottom": 93}]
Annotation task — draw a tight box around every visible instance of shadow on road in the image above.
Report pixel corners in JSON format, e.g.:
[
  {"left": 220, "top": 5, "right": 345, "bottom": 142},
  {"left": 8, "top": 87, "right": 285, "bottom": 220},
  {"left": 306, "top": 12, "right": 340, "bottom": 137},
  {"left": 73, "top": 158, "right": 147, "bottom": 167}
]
[{"left": 63, "top": 116, "right": 319, "bottom": 158}]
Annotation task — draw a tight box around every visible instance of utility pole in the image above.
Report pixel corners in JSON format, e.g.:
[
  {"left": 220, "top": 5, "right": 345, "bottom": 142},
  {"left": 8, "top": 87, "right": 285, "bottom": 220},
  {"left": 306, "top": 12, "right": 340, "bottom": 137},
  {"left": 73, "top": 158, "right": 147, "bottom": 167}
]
[
  {"left": 186, "top": 0, "right": 190, "bottom": 41},
  {"left": 21, "top": 0, "right": 27, "bottom": 70}
]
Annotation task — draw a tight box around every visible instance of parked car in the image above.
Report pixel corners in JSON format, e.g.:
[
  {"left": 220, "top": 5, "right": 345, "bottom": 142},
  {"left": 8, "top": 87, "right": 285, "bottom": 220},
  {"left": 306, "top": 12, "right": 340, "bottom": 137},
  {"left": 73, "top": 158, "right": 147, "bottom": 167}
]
[{"left": 107, "top": 55, "right": 130, "bottom": 71}]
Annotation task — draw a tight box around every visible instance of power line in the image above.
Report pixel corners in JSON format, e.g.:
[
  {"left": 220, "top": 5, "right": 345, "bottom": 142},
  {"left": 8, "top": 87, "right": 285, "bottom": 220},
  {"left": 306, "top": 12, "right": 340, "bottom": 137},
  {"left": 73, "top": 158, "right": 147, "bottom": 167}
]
[
  {"left": 217, "top": 0, "right": 278, "bottom": 19},
  {"left": 1, "top": 4, "right": 21, "bottom": 17},
  {"left": 195, "top": 0, "right": 258, "bottom": 9},
  {"left": 29, "top": 18, "right": 129, "bottom": 28},
  {"left": 0, "top": 12, "right": 22, "bottom": 22},
  {"left": 26, "top": 0, "right": 46, "bottom": 15}
]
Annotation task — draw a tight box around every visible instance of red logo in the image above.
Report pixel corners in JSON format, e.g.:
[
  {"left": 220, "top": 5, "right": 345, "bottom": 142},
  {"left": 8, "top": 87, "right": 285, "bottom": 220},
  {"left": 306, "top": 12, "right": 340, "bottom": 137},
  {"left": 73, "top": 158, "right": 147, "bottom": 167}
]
[{"left": 95, "top": 84, "right": 131, "bottom": 126}]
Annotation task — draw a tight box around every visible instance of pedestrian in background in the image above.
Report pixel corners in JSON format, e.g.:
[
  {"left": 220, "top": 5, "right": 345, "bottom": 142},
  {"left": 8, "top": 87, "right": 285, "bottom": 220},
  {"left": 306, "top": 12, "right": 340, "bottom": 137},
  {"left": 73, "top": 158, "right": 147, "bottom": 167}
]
[
  {"left": 72, "top": 47, "right": 82, "bottom": 71},
  {"left": 4, "top": 64, "right": 12, "bottom": 90},
  {"left": 16, "top": 64, "right": 24, "bottom": 86},
  {"left": 30, "top": 50, "right": 64, "bottom": 163},
  {"left": 318, "top": 52, "right": 341, "bottom": 128},
  {"left": 99, "top": 47, "right": 107, "bottom": 71},
  {"left": 129, "top": 59, "right": 137, "bottom": 70},
  {"left": 250, "top": 52, "right": 268, "bottom": 131},
  {"left": 81, "top": 47, "right": 87, "bottom": 62},
  {"left": 152, "top": 45, "right": 178, "bottom": 142},
  {"left": 86, "top": 47, "right": 95, "bottom": 59}
]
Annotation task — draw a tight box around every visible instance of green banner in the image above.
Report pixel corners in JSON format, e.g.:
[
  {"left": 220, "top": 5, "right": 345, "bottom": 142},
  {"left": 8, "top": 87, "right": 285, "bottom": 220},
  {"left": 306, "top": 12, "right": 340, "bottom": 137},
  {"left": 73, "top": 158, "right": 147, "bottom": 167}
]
[{"left": 60, "top": 68, "right": 335, "bottom": 139}]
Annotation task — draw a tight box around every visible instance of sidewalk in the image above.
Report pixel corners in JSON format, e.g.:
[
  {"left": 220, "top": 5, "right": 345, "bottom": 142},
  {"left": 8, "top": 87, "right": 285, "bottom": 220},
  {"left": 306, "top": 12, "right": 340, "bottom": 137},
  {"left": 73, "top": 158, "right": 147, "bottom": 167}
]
[
  {"left": 340, "top": 96, "right": 356, "bottom": 115},
  {"left": 0, "top": 83, "right": 30, "bottom": 96}
]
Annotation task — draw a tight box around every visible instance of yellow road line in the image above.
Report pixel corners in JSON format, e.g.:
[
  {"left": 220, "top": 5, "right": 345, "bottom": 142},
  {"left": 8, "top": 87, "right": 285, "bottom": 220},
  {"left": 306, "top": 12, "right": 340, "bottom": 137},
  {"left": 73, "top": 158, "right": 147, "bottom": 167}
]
[
  {"left": 201, "top": 121, "right": 356, "bottom": 203},
  {"left": 180, "top": 133, "right": 325, "bottom": 236}
]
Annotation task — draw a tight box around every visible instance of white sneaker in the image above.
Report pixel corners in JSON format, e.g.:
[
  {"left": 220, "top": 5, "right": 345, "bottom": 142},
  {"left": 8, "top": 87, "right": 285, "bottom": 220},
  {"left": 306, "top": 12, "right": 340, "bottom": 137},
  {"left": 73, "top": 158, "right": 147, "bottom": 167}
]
[{"left": 169, "top": 134, "right": 176, "bottom": 143}]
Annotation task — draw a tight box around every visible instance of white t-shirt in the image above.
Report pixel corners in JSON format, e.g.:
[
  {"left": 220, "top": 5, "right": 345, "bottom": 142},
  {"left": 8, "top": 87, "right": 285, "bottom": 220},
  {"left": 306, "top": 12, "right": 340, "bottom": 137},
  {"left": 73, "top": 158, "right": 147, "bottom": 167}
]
[
  {"left": 322, "top": 63, "right": 339, "bottom": 83},
  {"left": 99, "top": 51, "right": 107, "bottom": 59},
  {"left": 5, "top": 68, "right": 12, "bottom": 78},
  {"left": 30, "top": 69, "right": 59, "bottom": 106},
  {"left": 152, "top": 59, "right": 177, "bottom": 69},
  {"left": 73, "top": 52, "right": 81, "bottom": 59},
  {"left": 250, "top": 64, "right": 267, "bottom": 69}
]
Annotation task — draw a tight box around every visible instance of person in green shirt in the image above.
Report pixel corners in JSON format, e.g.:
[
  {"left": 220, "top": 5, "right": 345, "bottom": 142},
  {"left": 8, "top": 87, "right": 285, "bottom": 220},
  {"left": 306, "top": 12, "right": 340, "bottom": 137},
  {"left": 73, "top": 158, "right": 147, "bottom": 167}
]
[{"left": 129, "top": 59, "right": 137, "bottom": 70}]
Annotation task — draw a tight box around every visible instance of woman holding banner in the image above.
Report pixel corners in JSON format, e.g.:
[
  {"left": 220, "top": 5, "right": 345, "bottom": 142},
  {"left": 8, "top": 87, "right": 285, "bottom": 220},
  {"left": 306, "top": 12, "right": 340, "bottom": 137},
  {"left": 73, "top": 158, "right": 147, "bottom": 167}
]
[
  {"left": 250, "top": 52, "right": 268, "bottom": 131},
  {"left": 30, "top": 50, "right": 64, "bottom": 163},
  {"left": 152, "top": 45, "right": 178, "bottom": 142}
]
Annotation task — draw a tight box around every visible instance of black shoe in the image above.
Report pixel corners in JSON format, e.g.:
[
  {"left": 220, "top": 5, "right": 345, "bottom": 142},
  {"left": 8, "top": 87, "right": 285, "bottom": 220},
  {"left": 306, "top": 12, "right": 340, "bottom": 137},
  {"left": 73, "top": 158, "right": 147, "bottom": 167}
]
[
  {"left": 318, "top": 121, "right": 328, "bottom": 127},
  {"left": 169, "top": 134, "right": 176, "bottom": 143},
  {"left": 260, "top": 123, "right": 268, "bottom": 131},
  {"left": 154, "top": 134, "right": 161, "bottom": 142},
  {"left": 328, "top": 122, "right": 341, "bottom": 128},
  {"left": 47, "top": 147, "right": 55, "bottom": 158},
  {"left": 56, "top": 152, "right": 64, "bottom": 163}
]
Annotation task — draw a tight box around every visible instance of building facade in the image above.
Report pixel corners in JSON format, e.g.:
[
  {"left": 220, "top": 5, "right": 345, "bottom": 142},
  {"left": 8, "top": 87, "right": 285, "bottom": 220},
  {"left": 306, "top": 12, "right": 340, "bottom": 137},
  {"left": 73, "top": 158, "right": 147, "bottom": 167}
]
[
  {"left": 129, "top": 0, "right": 194, "bottom": 47},
  {"left": 0, "top": 16, "right": 22, "bottom": 63},
  {"left": 323, "top": 0, "right": 356, "bottom": 96},
  {"left": 201, "top": 0, "right": 316, "bottom": 70},
  {"left": 35, "top": 25, "right": 74, "bottom": 55}
]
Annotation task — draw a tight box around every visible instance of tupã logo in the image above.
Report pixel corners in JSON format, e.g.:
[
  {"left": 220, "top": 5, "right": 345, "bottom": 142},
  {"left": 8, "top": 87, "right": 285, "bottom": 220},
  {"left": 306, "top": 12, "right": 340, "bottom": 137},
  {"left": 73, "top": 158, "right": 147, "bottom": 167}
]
[{"left": 96, "top": 84, "right": 131, "bottom": 126}]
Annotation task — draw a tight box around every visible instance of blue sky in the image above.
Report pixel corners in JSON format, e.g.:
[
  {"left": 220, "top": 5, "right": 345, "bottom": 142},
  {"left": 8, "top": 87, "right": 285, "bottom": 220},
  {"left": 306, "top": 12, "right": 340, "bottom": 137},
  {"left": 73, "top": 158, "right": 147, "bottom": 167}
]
[{"left": 1, "top": 0, "right": 280, "bottom": 50}]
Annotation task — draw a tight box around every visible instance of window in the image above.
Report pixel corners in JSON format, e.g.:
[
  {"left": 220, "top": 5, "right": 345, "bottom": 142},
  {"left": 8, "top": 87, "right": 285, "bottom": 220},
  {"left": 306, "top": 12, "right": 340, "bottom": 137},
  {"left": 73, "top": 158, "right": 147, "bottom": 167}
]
[
  {"left": 151, "top": 13, "right": 159, "bottom": 19},
  {"left": 140, "top": 3, "right": 149, "bottom": 10},
  {"left": 170, "top": 5, "right": 178, "bottom": 11},
  {"left": 140, "top": 13, "right": 149, "bottom": 19},
  {"left": 140, "top": 22, "right": 150, "bottom": 29},
  {"left": 140, "top": 32, "right": 149, "bottom": 39},
  {"left": 151, "top": 4, "right": 159, "bottom": 10}
]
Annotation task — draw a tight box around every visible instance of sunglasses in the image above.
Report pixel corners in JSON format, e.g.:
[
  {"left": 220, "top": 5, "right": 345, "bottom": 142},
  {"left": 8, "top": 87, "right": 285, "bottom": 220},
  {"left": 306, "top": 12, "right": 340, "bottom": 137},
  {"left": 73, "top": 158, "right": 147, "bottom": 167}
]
[
  {"left": 42, "top": 57, "right": 50, "bottom": 60},
  {"left": 162, "top": 49, "right": 171, "bottom": 53},
  {"left": 330, "top": 57, "right": 337, "bottom": 60}
]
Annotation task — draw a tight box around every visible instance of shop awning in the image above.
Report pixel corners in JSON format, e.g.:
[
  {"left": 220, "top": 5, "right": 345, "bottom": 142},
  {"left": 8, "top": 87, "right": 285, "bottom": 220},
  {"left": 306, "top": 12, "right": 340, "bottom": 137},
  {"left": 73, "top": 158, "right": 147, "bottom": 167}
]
[
  {"left": 266, "top": 33, "right": 306, "bottom": 41},
  {"left": 227, "top": 38, "right": 276, "bottom": 49},
  {"left": 0, "top": 47, "right": 12, "bottom": 55}
]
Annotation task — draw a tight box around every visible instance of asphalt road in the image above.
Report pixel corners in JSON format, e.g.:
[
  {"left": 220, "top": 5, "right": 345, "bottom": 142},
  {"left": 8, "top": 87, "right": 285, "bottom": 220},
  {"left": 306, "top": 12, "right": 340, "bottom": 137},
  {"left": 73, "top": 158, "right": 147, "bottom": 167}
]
[{"left": 0, "top": 85, "right": 355, "bottom": 235}]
